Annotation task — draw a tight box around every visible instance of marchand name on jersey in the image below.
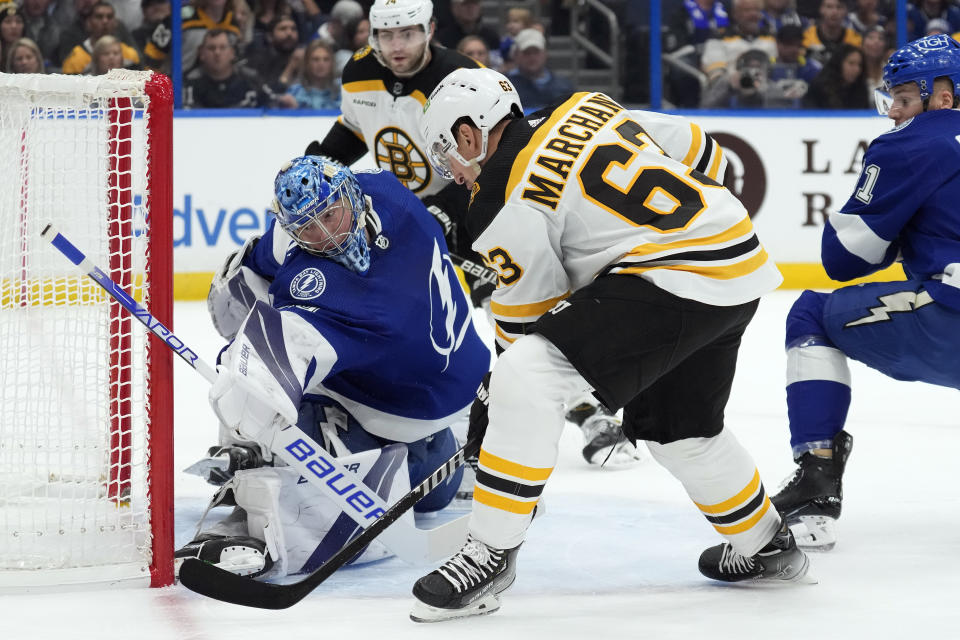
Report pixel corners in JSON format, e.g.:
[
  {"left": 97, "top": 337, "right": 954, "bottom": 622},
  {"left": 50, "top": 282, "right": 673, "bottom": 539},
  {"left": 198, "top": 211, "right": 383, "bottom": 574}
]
[{"left": 521, "top": 94, "right": 624, "bottom": 211}]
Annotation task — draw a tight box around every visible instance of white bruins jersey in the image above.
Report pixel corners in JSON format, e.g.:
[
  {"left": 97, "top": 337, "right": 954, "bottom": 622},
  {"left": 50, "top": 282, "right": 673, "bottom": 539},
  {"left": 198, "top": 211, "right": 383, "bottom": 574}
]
[
  {"left": 466, "top": 92, "right": 783, "bottom": 351},
  {"left": 338, "top": 44, "right": 481, "bottom": 197}
]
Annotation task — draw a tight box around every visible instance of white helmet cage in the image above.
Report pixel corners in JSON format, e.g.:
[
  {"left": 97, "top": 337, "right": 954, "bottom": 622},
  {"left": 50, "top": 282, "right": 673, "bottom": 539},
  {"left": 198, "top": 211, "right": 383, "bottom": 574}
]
[
  {"left": 368, "top": 0, "right": 434, "bottom": 71},
  {"left": 421, "top": 67, "right": 524, "bottom": 180}
]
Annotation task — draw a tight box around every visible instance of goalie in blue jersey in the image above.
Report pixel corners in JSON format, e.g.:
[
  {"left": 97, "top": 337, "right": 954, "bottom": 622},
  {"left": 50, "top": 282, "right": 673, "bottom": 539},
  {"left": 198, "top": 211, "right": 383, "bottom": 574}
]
[
  {"left": 174, "top": 156, "right": 491, "bottom": 579},
  {"left": 771, "top": 34, "right": 960, "bottom": 550}
]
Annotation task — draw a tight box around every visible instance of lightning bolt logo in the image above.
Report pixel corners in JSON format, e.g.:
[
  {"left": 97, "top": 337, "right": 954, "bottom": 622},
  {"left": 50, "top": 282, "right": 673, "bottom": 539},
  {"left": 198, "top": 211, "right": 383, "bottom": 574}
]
[
  {"left": 845, "top": 290, "right": 934, "bottom": 327},
  {"left": 428, "top": 240, "right": 471, "bottom": 371}
]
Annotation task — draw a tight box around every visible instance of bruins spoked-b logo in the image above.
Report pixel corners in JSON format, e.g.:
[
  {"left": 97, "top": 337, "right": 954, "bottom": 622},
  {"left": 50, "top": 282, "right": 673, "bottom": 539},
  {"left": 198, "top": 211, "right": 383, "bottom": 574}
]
[
  {"left": 290, "top": 268, "right": 327, "bottom": 300},
  {"left": 373, "top": 126, "right": 431, "bottom": 193}
]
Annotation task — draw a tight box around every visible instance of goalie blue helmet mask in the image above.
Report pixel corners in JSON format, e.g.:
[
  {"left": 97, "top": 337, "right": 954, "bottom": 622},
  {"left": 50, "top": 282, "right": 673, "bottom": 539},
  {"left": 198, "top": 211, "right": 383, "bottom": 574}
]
[
  {"left": 877, "top": 34, "right": 960, "bottom": 113},
  {"left": 273, "top": 156, "right": 371, "bottom": 275}
]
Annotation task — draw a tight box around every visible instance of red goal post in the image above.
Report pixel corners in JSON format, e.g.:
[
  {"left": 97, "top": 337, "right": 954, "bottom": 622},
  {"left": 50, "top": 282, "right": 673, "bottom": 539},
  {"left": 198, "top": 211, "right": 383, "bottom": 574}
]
[{"left": 0, "top": 70, "right": 173, "bottom": 588}]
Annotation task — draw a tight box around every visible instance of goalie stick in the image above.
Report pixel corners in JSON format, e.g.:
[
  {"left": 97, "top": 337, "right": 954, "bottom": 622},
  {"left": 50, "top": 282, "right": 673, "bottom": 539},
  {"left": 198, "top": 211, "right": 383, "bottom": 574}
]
[
  {"left": 41, "top": 224, "right": 470, "bottom": 565},
  {"left": 179, "top": 437, "right": 479, "bottom": 608}
]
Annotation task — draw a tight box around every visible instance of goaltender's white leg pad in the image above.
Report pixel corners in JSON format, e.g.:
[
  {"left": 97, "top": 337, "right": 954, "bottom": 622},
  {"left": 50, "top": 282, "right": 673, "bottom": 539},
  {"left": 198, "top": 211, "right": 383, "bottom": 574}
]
[{"left": 229, "top": 446, "right": 416, "bottom": 577}]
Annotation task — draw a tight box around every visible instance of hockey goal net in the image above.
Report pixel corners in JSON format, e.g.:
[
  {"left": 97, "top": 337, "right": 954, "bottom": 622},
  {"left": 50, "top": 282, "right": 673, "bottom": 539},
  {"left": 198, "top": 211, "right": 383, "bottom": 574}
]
[{"left": 0, "top": 70, "right": 173, "bottom": 588}]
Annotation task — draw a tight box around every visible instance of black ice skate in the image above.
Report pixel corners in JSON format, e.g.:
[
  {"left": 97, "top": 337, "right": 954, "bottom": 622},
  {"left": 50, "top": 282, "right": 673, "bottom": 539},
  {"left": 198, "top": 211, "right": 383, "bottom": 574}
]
[
  {"left": 410, "top": 535, "right": 521, "bottom": 622},
  {"left": 698, "top": 522, "right": 814, "bottom": 583},
  {"left": 174, "top": 534, "right": 273, "bottom": 579},
  {"left": 568, "top": 402, "right": 643, "bottom": 468},
  {"left": 771, "top": 430, "right": 853, "bottom": 550}
]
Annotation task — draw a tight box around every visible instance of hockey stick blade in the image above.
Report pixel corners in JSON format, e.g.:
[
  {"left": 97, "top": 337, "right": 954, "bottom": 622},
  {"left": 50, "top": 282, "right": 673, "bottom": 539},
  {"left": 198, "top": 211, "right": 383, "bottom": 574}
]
[{"left": 179, "top": 437, "right": 480, "bottom": 609}]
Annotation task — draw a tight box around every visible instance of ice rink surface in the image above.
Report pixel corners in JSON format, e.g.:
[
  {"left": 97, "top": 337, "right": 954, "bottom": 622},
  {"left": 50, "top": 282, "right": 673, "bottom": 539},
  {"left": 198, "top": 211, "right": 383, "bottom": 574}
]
[{"left": 6, "top": 290, "right": 959, "bottom": 639}]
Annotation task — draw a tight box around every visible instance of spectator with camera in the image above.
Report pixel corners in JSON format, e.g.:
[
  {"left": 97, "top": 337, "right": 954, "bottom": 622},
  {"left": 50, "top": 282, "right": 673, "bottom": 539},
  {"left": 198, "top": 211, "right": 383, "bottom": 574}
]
[
  {"left": 703, "top": 48, "right": 773, "bottom": 107},
  {"left": 701, "top": 0, "right": 777, "bottom": 104}
]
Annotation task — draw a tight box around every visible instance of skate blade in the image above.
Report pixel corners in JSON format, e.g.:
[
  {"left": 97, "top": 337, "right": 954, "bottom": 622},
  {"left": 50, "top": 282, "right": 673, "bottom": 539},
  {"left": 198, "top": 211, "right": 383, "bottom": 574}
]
[
  {"left": 784, "top": 551, "right": 818, "bottom": 585},
  {"left": 756, "top": 550, "right": 818, "bottom": 586},
  {"left": 409, "top": 594, "right": 500, "bottom": 623},
  {"left": 789, "top": 515, "right": 838, "bottom": 551}
]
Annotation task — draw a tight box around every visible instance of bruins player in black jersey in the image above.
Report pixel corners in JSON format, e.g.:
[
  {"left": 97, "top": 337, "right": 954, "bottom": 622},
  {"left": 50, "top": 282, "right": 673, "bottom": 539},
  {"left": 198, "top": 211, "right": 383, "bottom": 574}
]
[{"left": 407, "top": 67, "right": 812, "bottom": 623}]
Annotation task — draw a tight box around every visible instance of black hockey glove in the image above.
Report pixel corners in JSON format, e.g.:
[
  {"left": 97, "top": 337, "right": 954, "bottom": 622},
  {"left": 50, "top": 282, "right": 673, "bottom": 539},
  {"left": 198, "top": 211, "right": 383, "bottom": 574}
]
[
  {"left": 426, "top": 204, "right": 456, "bottom": 246},
  {"left": 304, "top": 139, "right": 322, "bottom": 156},
  {"left": 466, "top": 372, "right": 492, "bottom": 465}
]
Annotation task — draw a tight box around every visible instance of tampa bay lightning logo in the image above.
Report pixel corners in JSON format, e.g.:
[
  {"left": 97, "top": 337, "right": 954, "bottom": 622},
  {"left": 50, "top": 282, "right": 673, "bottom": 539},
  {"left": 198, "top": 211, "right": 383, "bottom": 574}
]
[
  {"left": 290, "top": 268, "right": 327, "bottom": 300},
  {"left": 428, "top": 240, "right": 471, "bottom": 371}
]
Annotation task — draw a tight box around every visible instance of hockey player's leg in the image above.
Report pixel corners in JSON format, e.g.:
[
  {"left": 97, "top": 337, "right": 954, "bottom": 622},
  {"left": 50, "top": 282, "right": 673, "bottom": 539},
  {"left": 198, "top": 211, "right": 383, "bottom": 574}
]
[
  {"left": 648, "top": 430, "right": 814, "bottom": 584},
  {"left": 411, "top": 335, "right": 585, "bottom": 622},
  {"left": 772, "top": 290, "right": 853, "bottom": 550}
]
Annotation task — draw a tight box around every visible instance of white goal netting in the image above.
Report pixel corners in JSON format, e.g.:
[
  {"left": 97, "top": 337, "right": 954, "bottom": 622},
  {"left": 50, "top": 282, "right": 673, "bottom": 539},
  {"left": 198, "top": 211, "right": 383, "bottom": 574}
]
[{"left": 0, "top": 71, "right": 172, "bottom": 587}]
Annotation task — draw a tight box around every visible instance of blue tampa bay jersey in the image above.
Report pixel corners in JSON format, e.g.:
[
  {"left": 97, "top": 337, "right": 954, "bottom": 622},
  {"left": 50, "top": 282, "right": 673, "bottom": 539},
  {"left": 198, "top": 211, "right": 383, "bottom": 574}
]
[
  {"left": 242, "top": 169, "right": 491, "bottom": 442},
  {"left": 823, "top": 109, "right": 960, "bottom": 311}
]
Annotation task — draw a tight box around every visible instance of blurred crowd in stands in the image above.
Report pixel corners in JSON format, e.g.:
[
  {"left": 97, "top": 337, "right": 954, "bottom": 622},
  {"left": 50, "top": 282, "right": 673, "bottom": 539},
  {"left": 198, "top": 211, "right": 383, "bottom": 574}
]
[
  {"left": 1, "top": 0, "right": 936, "bottom": 110},
  {"left": 665, "top": 0, "right": 959, "bottom": 108}
]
